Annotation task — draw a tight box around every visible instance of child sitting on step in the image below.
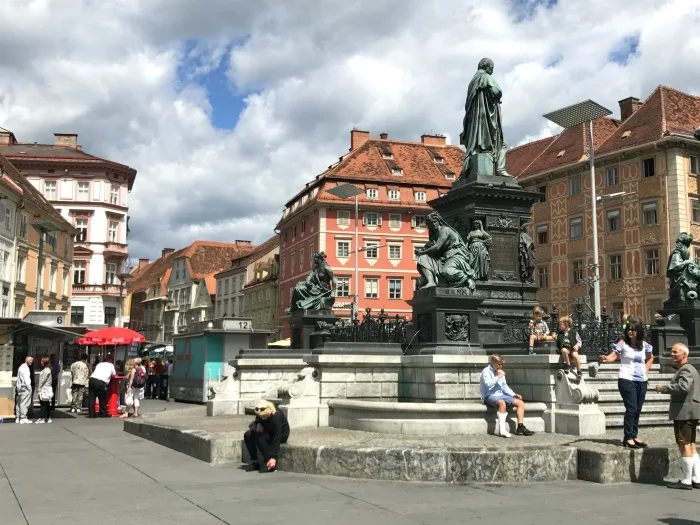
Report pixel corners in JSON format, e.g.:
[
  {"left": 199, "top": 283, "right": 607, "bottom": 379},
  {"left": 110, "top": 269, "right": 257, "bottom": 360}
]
[
  {"left": 528, "top": 306, "right": 555, "bottom": 354},
  {"left": 556, "top": 315, "right": 583, "bottom": 377}
]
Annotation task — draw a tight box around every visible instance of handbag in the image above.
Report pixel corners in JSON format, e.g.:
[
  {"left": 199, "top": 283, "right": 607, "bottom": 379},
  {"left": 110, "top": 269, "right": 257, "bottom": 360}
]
[{"left": 38, "top": 388, "right": 52, "bottom": 402}]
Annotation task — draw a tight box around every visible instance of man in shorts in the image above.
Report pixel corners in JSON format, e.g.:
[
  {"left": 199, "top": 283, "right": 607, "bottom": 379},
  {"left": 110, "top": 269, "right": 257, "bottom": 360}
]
[
  {"left": 480, "top": 353, "right": 535, "bottom": 438},
  {"left": 655, "top": 343, "right": 700, "bottom": 489}
]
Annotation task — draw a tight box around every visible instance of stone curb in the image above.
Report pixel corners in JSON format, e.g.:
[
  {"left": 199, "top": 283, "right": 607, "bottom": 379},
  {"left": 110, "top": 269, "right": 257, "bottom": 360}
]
[{"left": 124, "top": 419, "right": 681, "bottom": 484}]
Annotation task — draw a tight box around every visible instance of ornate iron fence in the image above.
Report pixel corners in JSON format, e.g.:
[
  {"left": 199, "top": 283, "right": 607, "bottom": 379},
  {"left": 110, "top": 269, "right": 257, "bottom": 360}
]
[
  {"left": 327, "top": 308, "right": 409, "bottom": 345},
  {"left": 498, "top": 300, "right": 652, "bottom": 358}
]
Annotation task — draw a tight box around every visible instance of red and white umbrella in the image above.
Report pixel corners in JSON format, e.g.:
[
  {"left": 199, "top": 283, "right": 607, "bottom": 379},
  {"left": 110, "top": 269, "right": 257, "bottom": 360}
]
[{"left": 77, "top": 326, "right": 145, "bottom": 346}]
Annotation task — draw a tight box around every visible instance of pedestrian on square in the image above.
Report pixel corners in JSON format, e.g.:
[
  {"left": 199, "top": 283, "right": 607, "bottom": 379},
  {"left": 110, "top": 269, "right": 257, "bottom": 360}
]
[
  {"left": 243, "top": 400, "right": 290, "bottom": 472},
  {"left": 124, "top": 358, "right": 146, "bottom": 418},
  {"left": 88, "top": 357, "right": 116, "bottom": 418},
  {"left": 14, "top": 355, "right": 34, "bottom": 424},
  {"left": 654, "top": 343, "right": 700, "bottom": 490},
  {"left": 49, "top": 353, "right": 61, "bottom": 409},
  {"left": 36, "top": 356, "right": 54, "bottom": 424},
  {"left": 600, "top": 317, "right": 653, "bottom": 448},
  {"left": 479, "top": 353, "right": 536, "bottom": 437},
  {"left": 70, "top": 354, "right": 89, "bottom": 413}
]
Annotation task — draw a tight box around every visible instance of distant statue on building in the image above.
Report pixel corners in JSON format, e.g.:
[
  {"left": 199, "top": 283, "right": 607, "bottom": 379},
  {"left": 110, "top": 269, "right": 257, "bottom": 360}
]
[
  {"left": 414, "top": 212, "right": 476, "bottom": 291},
  {"left": 466, "top": 219, "right": 492, "bottom": 281},
  {"left": 459, "top": 58, "right": 512, "bottom": 179},
  {"left": 519, "top": 224, "right": 536, "bottom": 284},
  {"left": 286, "top": 252, "right": 335, "bottom": 313},
  {"left": 667, "top": 232, "right": 700, "bottom": 302}
]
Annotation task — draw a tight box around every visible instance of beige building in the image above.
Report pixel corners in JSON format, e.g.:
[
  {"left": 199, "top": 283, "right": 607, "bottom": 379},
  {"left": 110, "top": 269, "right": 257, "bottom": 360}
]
[
  {"left": 242, "top": 255, "right": 280, "bottom": 339},
  {"left": 507, "top": 86, "right": 700, "bottom": 321}
]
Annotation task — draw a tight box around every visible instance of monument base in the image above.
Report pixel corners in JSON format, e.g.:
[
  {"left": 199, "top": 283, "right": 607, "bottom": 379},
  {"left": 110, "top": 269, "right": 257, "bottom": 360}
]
[
  {"left": 406, "top": 288, "right": 484, "bottom": 355},
  {"left": 454, "top": 152, "right": 521, "bottom": 189},
  {"left": 290, "top": 309, "right": 338, "bottom": 350}
]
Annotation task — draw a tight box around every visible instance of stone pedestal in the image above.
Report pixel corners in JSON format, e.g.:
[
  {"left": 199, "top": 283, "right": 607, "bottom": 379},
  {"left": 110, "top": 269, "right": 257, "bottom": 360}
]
[
  {"left": 406, "top": 288, "right": 484, "bottom": 355},
  {"left": 290, "top": 309, "right": 338, "bottom": 350},
  {"left": 453, "top": 152, "right": 521, "bottom": 189},
  {"left": 429, "top": 177, "right": 543, "bottom": 350},
  {"left": 551, "top": 370, "right": 605, "bottom": 436}
]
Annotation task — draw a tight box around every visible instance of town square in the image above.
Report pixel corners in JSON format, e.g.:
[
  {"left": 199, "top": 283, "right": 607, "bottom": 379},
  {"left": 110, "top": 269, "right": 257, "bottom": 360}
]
[{"left": 2, "top": 1, "right": 700, "bottom": 524}]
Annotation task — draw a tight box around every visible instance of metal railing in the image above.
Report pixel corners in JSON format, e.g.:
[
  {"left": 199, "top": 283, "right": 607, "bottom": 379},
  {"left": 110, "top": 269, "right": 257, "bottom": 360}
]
[{"left": 327, "top": 308, "right": 408, "bottom": 344}]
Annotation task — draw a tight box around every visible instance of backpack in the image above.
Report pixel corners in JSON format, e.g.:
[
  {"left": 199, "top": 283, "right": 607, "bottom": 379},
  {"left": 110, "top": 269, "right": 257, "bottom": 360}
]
[{"left": 132, "top": 367, "right": 146, "bottom": 388}]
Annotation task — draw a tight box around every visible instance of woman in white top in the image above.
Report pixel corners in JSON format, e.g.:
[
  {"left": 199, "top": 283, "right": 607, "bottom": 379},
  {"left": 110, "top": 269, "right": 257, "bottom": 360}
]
[
  {"left": 36, "top": 356, "right": 54, "bottom": 424},
  {"left": 600, "top": 317, "right": 654, "bottom": 448}
]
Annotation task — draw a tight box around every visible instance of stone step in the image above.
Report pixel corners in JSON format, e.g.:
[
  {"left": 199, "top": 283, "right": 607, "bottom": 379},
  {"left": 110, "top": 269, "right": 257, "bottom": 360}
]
[
  {"left": 605, "top": 415, "right": 673, "bottom": 428},
  {"left": 587, "top": 372, "right": 674, "bottom": 381},
  {"left": 599, "top": 403, "right": 669, "bottom": 416},
  {"left": 597, "top": 392, "right": 669, "bottom": 403}
]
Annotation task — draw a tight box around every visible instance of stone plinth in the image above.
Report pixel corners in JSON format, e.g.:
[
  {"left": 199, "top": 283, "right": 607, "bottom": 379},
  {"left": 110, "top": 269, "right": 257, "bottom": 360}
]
[
  {"left": 552, "top": 369, "right": 606, "bottom": 436},
  {"left": 399, "top": 354, "right": 488, "bottom": 403},
  {"left": 290, "top": 309, "right": 338, "bottom": 350},
  {"left": 406, "top": 288, "right": 484, "bottom": 355},
  {"left": 453, "top": 153, "right": 521, "bottom": 189}
]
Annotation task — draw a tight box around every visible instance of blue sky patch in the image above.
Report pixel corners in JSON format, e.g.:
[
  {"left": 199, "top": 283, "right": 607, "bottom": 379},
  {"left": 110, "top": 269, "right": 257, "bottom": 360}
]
[
  {"left": 608, "top": 35, "right": 640, "bottom": 66},
  {"left": 509, "top": 0, "right": 558, "bottom": 23}
]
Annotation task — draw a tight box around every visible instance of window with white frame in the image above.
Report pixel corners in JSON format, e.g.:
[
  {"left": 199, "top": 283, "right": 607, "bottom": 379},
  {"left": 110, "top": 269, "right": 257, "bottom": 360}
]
[
  {"left": 693, "top": 198, "right": 700, "bottom": 222},
  {"left": 415, "top": 191, "right": 427, "bottom": 202},
  {"left": 606, "top": 209, "right": 621, "bottom": 232},
  {"left": 62, "top": 269, "right": 70, "bottom": 296},
  {"left": 388, "top": 244, "right": 402, "bottom": 260},
  {"left": 335, "top": 277, "right": 350, "bottom": 297},
  {"left": 388, "top": 279, "right": 402, "bottom": 299},
  {"left": 20, "top": 214, "right": 27, "bottom": 239},
  {"left": 609, "top": 254, "right": 623, "bottom": 280},
  {"left": 536, "top": 223, "right": 549, "bottom": 244},
  {"left": 366, "top": 188, "right": 378, "bottom": 199},
  {"left": 388, "top": 189, "right": 400, "bottom": 201},
  {"left": 73, "top": 260, "right": 86, "bottom": 284},
  {"left": 224, "top": 279, "right": 229, "bottom": 295},
  {"left": 337, "top": 210, "right": 350, "bottom": 226},
  {"left": 412, "top": 215, "right": 426, "bottom": 228},
  {"left": 645, "top": 248, "right": 660, "bottom": 275},
  {"left": 569, "top": 174, "right": 581, "bottom": 195},
  {"left": 642, "top": 201, "right": 658, "bottom": 225},
  {"left": 391, "top": 168, "right": 403, "bottom": 176},
  {"left": 50, "top": 265, "right": 57, "bottom": 292},
  {"left": 45, "top": 181, "right": 56, "bottom": 200},
  {"left": 364, "top": 212, "right": 380, "bottom": 226},
  {"left": 337, "top": 240, "right": 350, "bottom": 258},
  {"left": 364, "top": 278, "right": 379, "bottom": 298},
  {"left": 76, "top": 218, "right": 88, "bottom": 242},
  {"left": 16, "top": 255, "right": 25, "bottom": 283},
  {"left": 691, "top": 155, "right": 700, "bottom": 176},
  {"left": 77, "top": 182, "right": 89, "bottom": 200},
  {"left": 606, "top": 167, "right": 619, "bottom": 186},
  {"left": 4, "top": 207, "right": 11, "bottom": 230},
  {"left": 108, "top": 221, "right": 119, "bottom": 242},
  {"left": 299, "top": 247, "right": 304, "bottom": 268},
  {"left": 571, "top": 260, "right": 584, "bottom": 284},
  {"left": 110, "top": 185, "right": 119, "bottom": 204},
  {"left": 105, "top": 262, "right": 117, "bottom": 285},
  {"left": 570, "top": 216, "right": 583, "bottom": 239},
  {"left": 389, "top": 213, "right": 401, "bottom": 228},
  {"left": 309, "top": 243, "right": 314, "bottom": 264},
  {"left": 538, "top": 266, "right": 549, "bottom": 288},
  {"left": 364, "top": 241, "right": 379, "bottom": 259}
]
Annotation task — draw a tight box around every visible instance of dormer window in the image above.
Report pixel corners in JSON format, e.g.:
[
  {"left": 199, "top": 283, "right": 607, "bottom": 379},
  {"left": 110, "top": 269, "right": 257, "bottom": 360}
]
[
  {"left": 388, "top": 189, "right": 400, "bottom": 201},
  {"left": 366, "top": 188, "right": 379, "bottom": 199},
  {"left": 382, "top": 152, "right": 393, "bottom": 160},
  {"left": 433, "top": 156, "right": 444, "bottom": 163},
  {"left": 391, "top": 168, "right": 403, "bottom": 176},
  {"left": 445, "top": 172, "right": 455, "bottom": 180},
  {"left": 415, "top": 191, "right": 427, "bottom": 202}
]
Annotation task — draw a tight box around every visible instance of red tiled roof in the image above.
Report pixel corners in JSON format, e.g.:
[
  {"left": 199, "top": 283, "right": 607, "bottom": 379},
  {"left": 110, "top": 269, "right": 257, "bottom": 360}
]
[
  {"left": 126, "top": 248, "right": 185, "bottom": 295},
  {"left": 512, "top": 86, "right": 700, "bottom": 179},
  {"left": 506, "top": 136, "right": 557, "bottom": 178}
]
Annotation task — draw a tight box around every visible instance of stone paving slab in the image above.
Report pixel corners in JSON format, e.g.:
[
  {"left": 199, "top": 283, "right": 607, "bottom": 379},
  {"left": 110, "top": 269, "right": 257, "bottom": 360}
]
[{"left": 124, "top": 406, "right": 684, "bottom": 484}]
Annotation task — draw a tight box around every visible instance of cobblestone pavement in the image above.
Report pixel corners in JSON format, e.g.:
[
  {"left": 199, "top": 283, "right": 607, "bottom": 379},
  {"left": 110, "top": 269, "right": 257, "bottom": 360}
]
[
  {"left": 2, "top": 401, "right": 700, "bottom": 525},
  {"left": 144, "top": 405, "right": 678, "bottom": 450}
]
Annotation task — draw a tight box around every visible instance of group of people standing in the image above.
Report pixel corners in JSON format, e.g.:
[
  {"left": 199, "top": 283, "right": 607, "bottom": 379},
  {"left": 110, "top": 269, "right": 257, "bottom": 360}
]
[{"left": 14, "top": 354, "right": 61, "bottom": 424}]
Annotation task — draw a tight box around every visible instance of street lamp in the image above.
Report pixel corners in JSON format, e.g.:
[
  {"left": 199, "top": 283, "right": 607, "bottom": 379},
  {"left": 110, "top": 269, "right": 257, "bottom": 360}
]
[
  {"left": 117, "top": 261, "right": 132, "bottom": 327},
  {"left": 544, "top": 100, "right": 612, "bottom": 320},
  {"left": 326, "top": 183, "right": 364, "bottom": 321},
  {"left": 32, "top": 220, "right": 59, "bottom": 310}
]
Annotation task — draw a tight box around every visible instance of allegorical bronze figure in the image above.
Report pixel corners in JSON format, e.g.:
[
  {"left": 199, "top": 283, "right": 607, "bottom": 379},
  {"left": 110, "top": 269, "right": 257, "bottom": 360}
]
[
  {"left": 286, "top": 252, "right": 335, "bottom": 313},
  {"left": 466, "top": 219, "right": 492, "bottom": 281},
  {"left": 667, "top": 232, "right": 700, "bottom": 302},
  {"left": 519, "top": 224, "right": 536, "bottom": 283}
]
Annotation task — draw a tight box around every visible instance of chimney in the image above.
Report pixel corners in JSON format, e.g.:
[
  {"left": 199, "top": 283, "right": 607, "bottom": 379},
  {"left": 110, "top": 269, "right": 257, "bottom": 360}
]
[
  {"left": 161, "top": 248, "right": 175, "bottom": 258},
  {"left": 235, "top": 239, "right": 252, "bottom": 247},
  {"left": 350, "top": 129, "right": 370, "bottom": 151},
  {"left": 421, "top": 134, "right": 446, "bottom": 147},
  {"left": 53, "top": 133, "right": 79, "bottom": 149},
  {"left": 379, "top": 133, "right": 388, "bottom": 140},
  {"left": 618, "top": 97, "right": 642, "bottom": 121},
  {"left": 138, "top": 258, "right": 150, "bottom": 269}
]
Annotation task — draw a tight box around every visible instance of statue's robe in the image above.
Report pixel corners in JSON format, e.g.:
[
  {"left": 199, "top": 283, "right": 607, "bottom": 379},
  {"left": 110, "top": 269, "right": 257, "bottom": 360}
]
[{"left": 460, "top": 70, "right": 505, "bottom": 159}]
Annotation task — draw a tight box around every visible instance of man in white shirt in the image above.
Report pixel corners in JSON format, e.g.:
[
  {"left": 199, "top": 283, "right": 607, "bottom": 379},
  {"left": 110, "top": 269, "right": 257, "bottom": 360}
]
[
  {"left": 88, "top": 357, "right": 116, "bottom": 418},
  {"left": 15, "top": 356, "right": 34, "bottom": 424}
]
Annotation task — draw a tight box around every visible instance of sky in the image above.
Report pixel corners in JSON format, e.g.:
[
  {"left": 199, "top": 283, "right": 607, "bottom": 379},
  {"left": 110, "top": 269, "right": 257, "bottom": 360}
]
[{"left": 1, "top": 0, "right": 699, "bottom": 262}]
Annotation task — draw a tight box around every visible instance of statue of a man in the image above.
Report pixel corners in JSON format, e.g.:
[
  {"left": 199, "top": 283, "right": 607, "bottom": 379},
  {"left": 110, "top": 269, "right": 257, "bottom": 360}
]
[
  {"left": 286, "top": 252, "right": 335, "bottom": 313},
  {"left": 459, "top": 58, "right": 511, "bottom": 178},
  {"left": 414, "top": 212, "right": 476, "bottom": 291},
  {"left": 519, "top": 224, "right": 535, "bottom": 283},
  {"left": 667, "top": 232, "right": 700, "bottom": 302}
]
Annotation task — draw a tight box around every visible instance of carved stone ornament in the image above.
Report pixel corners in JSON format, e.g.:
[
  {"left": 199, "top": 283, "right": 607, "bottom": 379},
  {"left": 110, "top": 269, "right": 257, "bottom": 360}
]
[
  {"left": 444, "top": 314, "right": 470, "bottom": 342},
  {"left": 487, "top": 214, "right": 516, "bottom": 229},
  {"left": 555, "top": 370, "right": 599, "bottom": 404}
]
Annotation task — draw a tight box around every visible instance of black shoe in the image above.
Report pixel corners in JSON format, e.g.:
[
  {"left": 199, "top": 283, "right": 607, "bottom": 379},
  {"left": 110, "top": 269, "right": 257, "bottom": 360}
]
[
  {"left": 633, "top": 440, "right": 648, "bottom": 448},
  {"left": 577, "top": 369, "right": 583, "bottom": 378},
  {"left": 668, "top": 481, "right": 692, "bottom": 490},
  {"left": 245, "top": 462, "right": 260, "bottom": 472},
  {"left": 622, "top": 440, "right": 640, "bottom": 449},
  {"left": 515, "top": 425, "right": 535, "bottom": 436},
  {"left": 692, "top": 482, "right": 700, "bottom": 489},
  {"left": 562, "top": 365, "right": 570, "bottom": 372}
]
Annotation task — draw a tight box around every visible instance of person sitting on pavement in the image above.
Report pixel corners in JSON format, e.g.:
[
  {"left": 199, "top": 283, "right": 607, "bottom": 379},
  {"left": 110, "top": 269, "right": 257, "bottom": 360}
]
[
  {"left": 527, "top": 306, "right": 555, "bottom": 355},
  {"left": 654, "top": 343, "right": 700, "bottom": 490},
  {"left": 557, "top": 315, "right": 583, "bottom": 378},
  {"left": 244, "top": 399, "right": 290, "bottom": 472},
  {"left": 480, "top": 353, "right": 535, "bottom": 438}
]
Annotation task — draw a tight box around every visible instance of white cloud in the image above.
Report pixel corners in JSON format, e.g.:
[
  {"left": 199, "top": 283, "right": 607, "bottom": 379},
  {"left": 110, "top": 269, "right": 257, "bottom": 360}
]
[{"left": 0, "top": 0, "right": 699, "bottom": 261}]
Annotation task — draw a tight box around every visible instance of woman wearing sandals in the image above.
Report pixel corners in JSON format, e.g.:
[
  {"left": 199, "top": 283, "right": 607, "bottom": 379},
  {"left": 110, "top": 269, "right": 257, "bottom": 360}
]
[{"left": 600, "top": 317, "right": 654, "bottom": 448}]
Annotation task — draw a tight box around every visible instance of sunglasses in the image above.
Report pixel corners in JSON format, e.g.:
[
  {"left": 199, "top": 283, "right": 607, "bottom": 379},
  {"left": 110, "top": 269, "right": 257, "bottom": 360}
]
[{"left": 254, "top": 407, "right": 266, "bottom": 412}]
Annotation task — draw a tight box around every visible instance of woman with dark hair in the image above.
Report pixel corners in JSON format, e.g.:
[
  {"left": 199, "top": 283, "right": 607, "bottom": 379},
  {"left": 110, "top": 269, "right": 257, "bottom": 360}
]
[
  {"left": 36, "top": 356, "right": 54, "bottom": 424},
  {"left": 600, "top": 317, "right": 654, "bottom": 448}
]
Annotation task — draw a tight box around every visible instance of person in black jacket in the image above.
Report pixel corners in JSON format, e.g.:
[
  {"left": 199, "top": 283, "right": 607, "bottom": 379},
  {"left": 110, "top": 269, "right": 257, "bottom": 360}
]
[
  {"left": 244, "top": 400, "right": 290, "bottom": 472},
  {"left": 556, "top": 315, "right": 583, "bottom": 377}
]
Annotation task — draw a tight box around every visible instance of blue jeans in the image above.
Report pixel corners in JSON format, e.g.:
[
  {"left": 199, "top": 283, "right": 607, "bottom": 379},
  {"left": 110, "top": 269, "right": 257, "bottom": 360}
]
[{"left": 618, "top": 379, "right": 647, "bottom": 440}]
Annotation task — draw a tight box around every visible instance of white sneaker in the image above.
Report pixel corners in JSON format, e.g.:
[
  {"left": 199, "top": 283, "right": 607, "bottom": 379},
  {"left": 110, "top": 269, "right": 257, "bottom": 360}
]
[
  {"left": 20, "top": 418, "right": 32, "bottom": 424},
  {"left": 76, "top": 409, "right": 82, "bottom": 413},
  {"left": 70, "top": 408, "right": 75, "bottom": 413},
  {"left": 46, "top": 419, "right": 52, "bottom": 423},
  {"left": 35, "top": 420, "right": 45, "bottom": 424}
]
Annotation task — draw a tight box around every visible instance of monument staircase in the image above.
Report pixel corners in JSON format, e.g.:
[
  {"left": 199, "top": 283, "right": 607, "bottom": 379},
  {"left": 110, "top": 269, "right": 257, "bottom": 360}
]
[{"left": 586, "top": 363, "right": 673, "bottom": 428}]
